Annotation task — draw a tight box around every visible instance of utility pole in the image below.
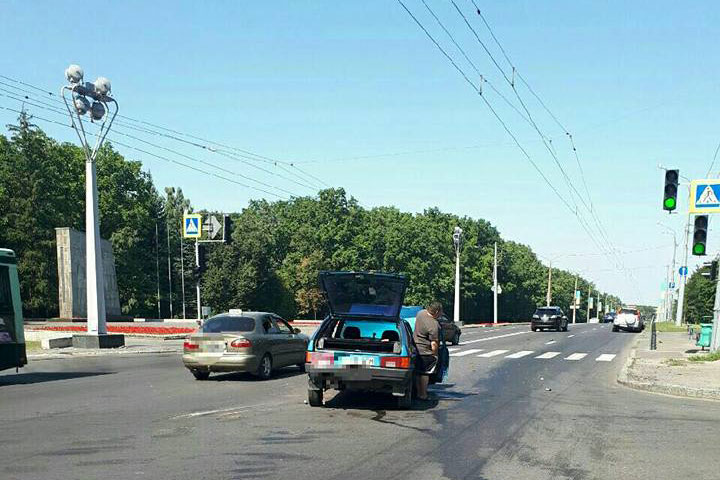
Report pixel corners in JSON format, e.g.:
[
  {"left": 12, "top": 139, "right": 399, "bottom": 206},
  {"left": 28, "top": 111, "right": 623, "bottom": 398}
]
[
  {"left": 572, "top": 275, "right": 578, "bottom": 324},
  {"left": 155, "top": 222, "right": 161, "bottom": 319},
  {"left": 675, "top": 211, "right": 691, "bottom": 325},
  {"left": 180, "top": 224, "right": 186, "bottom": 319},
  {"left": 166, "top": 219, "right": 173, "bottom": 319},
  {"left": 195, "top": 240, "right": 202, "bottom": 321},
  {"left": 493, "top": 242, "right": 498, "bottom": 324},
  {"left": 546, "top": 262, "right": 552, "bottom": 307},
  {"left": 586, "top": 285, "right": 591, "bottom": 322},
  {"left": 452, "top": 227, "right": 463, "bottom": 324}
]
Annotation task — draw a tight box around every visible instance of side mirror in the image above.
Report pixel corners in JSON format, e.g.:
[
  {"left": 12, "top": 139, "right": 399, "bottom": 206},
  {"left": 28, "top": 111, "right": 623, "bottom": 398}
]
[{"left": 293, "top": 327, "right": 301, "bottom": 334}]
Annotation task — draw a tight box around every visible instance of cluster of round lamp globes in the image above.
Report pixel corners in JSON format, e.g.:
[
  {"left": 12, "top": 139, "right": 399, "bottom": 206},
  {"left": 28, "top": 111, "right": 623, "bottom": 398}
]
[{"left": 64, "top": 64, "right": 112, "bottom": 121}]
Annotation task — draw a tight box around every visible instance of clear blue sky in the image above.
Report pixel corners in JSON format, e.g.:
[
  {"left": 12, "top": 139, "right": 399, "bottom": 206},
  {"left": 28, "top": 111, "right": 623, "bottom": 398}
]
[{"left": 2, "top": 0, "right": 718, "bottom": 306}]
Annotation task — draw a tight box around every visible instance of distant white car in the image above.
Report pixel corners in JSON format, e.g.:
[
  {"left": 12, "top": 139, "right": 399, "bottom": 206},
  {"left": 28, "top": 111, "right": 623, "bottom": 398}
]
[{"left": 612, "top": 307, "right": 644, "bottom": 332}]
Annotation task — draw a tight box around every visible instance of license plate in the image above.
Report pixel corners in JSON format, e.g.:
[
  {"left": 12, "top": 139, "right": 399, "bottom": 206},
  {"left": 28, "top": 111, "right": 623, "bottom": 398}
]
[
  {"left": 201, "top": 342, "right": 225, "bottom": 353},
  {"left": 338, "top": 356, "right": 375, "bottom": 366}
]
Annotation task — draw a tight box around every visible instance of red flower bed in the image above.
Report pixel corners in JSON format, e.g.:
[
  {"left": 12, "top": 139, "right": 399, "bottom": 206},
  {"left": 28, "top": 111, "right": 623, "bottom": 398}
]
[{"left": 30, "top": 325, "right": 195, "bottom": 335}]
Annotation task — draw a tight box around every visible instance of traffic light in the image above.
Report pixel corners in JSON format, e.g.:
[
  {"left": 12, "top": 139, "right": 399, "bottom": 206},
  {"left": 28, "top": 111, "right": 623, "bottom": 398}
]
[
  {"left": 692, "top": 215, "right": 708, "bottom": 256},
  {"left": 701, "top": 260, "right": 719, "bottom": 281},
  {"left": 663, "top": 169, "right": 679, "bottom": 211},
  {"left": 223, "top": 214, "right": 233, "bottom": 245}
]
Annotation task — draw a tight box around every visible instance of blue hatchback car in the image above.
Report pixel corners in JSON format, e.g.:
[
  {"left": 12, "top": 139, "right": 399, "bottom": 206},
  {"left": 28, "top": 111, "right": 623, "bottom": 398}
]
[{"left": 306, "top": 271, "right": 417, "bottom": 408}]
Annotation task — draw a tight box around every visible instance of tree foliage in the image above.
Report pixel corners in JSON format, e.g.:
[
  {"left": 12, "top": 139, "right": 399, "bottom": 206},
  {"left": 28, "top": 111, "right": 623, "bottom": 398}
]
[{"left": 0, "top": 120, "right": 622, "bottom": 321}]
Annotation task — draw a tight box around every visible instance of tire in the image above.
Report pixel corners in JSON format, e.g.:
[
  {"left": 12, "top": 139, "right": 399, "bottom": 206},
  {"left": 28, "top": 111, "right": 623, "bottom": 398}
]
[
  {"left": 397, "top": 387, "right": 413, "bottom": 409},
  {"left": 192, "top": 370, "right": 210, "bottom": 381},
  {"left": 297, "top": 362, "right": 306, "bottom": 372},
  {"left": 256, "top": 354, "right": 273, "bottom": 380},
  {"left": 308, "top": 389, "right": 323, "bottom": 407},
  {"left": 452, "top": 332, "right": 460, "bottom": 345}
]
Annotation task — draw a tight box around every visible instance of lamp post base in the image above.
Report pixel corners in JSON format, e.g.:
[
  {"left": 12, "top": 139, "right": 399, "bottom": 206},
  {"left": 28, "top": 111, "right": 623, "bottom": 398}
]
[{"left": 72, "top": 334, "right": 125, "bottom": 349}]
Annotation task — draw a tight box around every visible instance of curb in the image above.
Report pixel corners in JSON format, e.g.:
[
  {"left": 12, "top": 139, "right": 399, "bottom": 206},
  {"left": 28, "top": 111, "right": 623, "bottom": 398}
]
[
  {"left": 617, "top": 336, "right": 720, "bottom": 402},
  {"left": 27, "top": 347, "right": 181, "bottom": 361}
]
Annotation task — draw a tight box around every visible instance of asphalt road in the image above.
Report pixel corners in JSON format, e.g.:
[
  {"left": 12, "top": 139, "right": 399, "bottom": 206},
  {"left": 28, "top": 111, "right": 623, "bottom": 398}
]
[{"left": 2, "top": 323, "right": 719, "bottom": 480}]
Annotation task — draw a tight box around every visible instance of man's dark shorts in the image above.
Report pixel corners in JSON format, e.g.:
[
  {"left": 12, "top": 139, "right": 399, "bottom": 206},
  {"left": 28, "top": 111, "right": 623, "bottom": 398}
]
[{"left": 416, "top": 355, "right": 437, "bottom": 375}]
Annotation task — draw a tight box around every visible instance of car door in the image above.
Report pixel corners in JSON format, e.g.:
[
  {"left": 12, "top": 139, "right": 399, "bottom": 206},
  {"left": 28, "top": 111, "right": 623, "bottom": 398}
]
[{"left": 274, "top": 316, "right": 305, "bottom": 365}]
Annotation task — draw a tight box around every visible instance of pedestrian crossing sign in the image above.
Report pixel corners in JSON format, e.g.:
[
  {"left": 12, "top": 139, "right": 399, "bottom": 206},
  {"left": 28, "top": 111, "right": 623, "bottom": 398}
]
[
  {"left": 690, "top": 179, "right": 720, "bottom": 214},
  {"left": 183, "top": 214, "right": 202, "bottom": 238}
]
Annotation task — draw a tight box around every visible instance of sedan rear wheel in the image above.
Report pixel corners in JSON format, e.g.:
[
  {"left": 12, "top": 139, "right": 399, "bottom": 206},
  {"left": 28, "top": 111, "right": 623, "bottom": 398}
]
[{"left": 256, "top": 354, "right": 273, "bottom": 380}]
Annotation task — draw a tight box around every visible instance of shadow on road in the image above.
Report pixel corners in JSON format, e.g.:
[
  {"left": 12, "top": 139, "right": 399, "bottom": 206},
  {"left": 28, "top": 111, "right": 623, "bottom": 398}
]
[
  {"left": 207, "top": 367, "right": 306, "bottom": 382},
  {"left": 0, "top": 371, "right": 114, "bottom": 386}
]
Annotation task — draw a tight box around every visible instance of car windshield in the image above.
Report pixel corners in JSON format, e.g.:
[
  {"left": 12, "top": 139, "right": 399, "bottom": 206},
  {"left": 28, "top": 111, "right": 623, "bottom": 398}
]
[{"left": 202, "top": 316, "right": 255, "bottom": 333}]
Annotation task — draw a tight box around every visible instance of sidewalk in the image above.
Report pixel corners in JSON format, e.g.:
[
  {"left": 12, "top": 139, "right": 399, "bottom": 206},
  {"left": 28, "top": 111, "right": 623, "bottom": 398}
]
[{"left": 618, "top": 329, "right": 720, "bottom": 401}]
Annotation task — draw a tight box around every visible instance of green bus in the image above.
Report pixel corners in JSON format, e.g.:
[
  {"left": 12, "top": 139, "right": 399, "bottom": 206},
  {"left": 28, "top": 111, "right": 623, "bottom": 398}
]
[{"left": 0, "top": 249, "right": 26, "bottom": 372}]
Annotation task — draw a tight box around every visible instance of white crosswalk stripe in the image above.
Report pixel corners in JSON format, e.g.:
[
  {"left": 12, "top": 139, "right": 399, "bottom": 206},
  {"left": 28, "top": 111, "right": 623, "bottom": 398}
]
[
  {"left": 595, "top": 354, "right": 616, "bottom": 362},
  {"left": 477, "top": 349, "right": 509, "bottom": 358},
  {"left": 450, "top": 348, "right": 483, "bottom": 357},
  {"left": 505, "top": 350, "right": 534, "bottom": 359},
  {"left": 565, "top": 353, "right": 587, "bottom": 361},
  {"left": 535, "top": 351, "right": 561, "bottom": 359}
]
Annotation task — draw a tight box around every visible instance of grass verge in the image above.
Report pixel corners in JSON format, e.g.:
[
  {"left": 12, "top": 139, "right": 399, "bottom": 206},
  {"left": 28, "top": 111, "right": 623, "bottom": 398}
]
[{"left": 689, "top": 351, "right": 720, "bottom": 362}]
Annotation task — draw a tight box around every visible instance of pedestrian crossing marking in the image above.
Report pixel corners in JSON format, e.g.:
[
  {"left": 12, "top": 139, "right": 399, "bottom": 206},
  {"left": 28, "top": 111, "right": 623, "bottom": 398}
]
[
  {"left": 505, "top": 350, "right": 534, "bottom": 359},
  {"left": 477, "top": 349, "right": 509, "bottom": 358},
  {"left": 450, "top": 348, "right": 483, "bottom": 357},
  {"left": 595, "top": 354, "right": 616, "bottom": 362},
  {"left": 565, "top": 353, "right": 587, "bottom": 361},
  {"left": 535, "top": 351, "right": 561, "bottom": 359}
]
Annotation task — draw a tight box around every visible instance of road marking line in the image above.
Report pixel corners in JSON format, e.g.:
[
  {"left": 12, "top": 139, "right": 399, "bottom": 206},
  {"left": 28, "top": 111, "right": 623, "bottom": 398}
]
[
  {"left": 595, "top": 354, "right": 616, "bottom": 362},
  {"left": 459, "top": 331, "right": 530, "bottom": 346},
  {"left": 505, "top": 350, "right": 534, "bottom": 359},
  {"left": 545, "top": 340, "right": 556, "bottom": 345},
  {"left": 535, "top": 351, "right": 561, "bottom": 359},
  {"left": 450, "top": 348, "right": 483, "bottom": 357},
  {"left": 565, "top": 353, "right": 587, "bottom": 361},
  {"left": 567, "top": 335, "right": 575, "bottom": 338},
  {"left": 477, "top": 349, "right": 509, "bottom": 358}
]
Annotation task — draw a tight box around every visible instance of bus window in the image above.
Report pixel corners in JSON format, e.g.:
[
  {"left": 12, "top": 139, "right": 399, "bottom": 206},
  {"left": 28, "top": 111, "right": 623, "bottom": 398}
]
[{"left": 0, "top": 265, "right": 15, "bottom": 344}]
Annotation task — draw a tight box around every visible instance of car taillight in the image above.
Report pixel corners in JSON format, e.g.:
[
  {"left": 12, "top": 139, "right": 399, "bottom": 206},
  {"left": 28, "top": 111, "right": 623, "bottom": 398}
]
[
  {"left": 381, "top": 356, "right": 410, "bottom": 369},
  {"left": 183, "top": 342, "right": 199, "bottom": 351},
  {"left": 230, "top": 338, "right": 252, "bottom": 348},
  {"left": 306, "top": 351, "right": 334, "bottom": 366}
]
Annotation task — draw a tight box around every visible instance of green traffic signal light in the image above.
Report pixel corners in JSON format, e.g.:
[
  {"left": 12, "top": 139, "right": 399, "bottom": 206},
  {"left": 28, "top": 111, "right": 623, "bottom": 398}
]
[
  {"left": 663, "top": 198, "right": 676, "bottom": 209},
  {"left": 693, "top": 243, "right": 706, "bottom": 255}
]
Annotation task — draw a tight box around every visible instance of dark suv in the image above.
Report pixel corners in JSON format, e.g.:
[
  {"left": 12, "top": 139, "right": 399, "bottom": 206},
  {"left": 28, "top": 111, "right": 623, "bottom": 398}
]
[{"left": 531, "top": 306, "right": 568, "bottom": 332}]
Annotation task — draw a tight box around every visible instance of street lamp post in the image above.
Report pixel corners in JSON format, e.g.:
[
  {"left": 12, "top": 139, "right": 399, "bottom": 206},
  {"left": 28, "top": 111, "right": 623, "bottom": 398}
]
[
  {"left": 453, "top": 226, "right": 463, "bottom": 324},
  {"left": 61, "top": 65, "right": 122, "bottom": 347}
]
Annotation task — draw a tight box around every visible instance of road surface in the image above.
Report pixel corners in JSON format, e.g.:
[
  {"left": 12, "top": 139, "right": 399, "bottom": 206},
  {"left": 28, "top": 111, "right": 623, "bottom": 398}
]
[{"left": 2, "top": 323, "right": 719, "bottom": 480}]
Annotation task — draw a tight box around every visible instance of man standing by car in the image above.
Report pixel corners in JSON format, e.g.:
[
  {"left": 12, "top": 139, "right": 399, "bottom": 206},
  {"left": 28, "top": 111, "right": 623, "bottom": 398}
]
[{"left": 413, "top": 302, "right": 442, "bottom": 401}]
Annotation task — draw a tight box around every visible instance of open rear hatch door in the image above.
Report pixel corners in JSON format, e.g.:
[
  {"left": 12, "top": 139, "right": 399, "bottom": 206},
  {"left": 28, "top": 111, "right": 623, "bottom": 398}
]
[{"left": 319, "top": 271, "right": 408, "bottom": 319}]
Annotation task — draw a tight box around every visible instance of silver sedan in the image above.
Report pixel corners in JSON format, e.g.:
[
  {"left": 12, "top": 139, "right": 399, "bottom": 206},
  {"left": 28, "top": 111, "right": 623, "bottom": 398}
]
[{"left": 182, "top": 311, "right": 308, "bottom": 380}]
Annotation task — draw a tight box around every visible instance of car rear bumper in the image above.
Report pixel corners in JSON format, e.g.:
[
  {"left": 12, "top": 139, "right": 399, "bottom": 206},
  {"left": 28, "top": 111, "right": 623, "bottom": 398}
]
[
  {"left": 307, "top": 365, "right": 413, "bottom": 395},
  {"left": 182, "top": 353, "right": 259, "bottom": 372}
]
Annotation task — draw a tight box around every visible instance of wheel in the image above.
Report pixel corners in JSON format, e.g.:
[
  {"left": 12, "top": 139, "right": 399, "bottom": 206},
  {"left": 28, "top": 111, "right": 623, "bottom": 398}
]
[
  {"left": 612, "top": 326, "right": 618, "bottom": 332},
  {"left": 297, "top": 362, "right": 306, "bottom": 372},
  {"left": 397, "top": 387, "right": 413, "bottom": 409},
  {"left": 452, "top": 332, "right": 460, "bottom": 345},
  {"left": 308, "top": 389, "right": 323, "bottom": 407},
  {"left": 192, "top": 370, "right": 210, "bottom": 381},
  {"left": 256, "top": 354, "right": 273, "bottom": 380}
]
